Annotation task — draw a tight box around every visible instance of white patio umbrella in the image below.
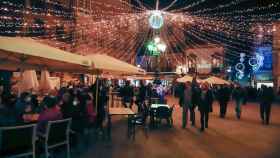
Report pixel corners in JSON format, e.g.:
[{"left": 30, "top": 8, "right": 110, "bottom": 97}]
[
  {"left": 203, "top": 76, "right": 230, "bottom": 85},
  {"left": 18, "top": 70, "right": 39, "bottom": 93},
  {"left": 39, "top": 70, "right": 53, "bottom": 92},
  {"left": 176, "top": 75, "right": 202, "bottom": 83},
  {"left": 86, "top": 54, "right": 146, "bottom": 112},
  {"left": 0, "top": 36, "right": 91, "bottom": 72},
  {"left": 86, "top": 54, "right": 145, "bottom": 75}
]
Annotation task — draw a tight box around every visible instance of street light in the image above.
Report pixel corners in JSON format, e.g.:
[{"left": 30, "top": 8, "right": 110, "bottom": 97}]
[
  {"left": 156, "top": 42, "right": 166, "bottom": 52},
  {"left": 154, "top": 37, "right": 160, "bottom": 44}
]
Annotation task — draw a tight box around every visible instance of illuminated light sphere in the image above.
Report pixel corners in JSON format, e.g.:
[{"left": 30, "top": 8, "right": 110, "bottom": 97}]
[
  {"left": 235, "top": 63, "right": 245, "bottom": 72},
  {"left": 149, "top": 10, "right": 164, "bottom": 29},
  {"left": 154, "top": 37, "right": 160, "bottom": 44},
  {"left": 157, "top": 43, "right": 167, "bottom": 52}
]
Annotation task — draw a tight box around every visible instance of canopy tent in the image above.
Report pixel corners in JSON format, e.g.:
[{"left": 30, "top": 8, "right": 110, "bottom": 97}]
[
  {"left": 86, "top": 54, "right": 145, "bottom": 75},
  {"left": 0, "top": 36, "right": 91, "bottom": 72},
  {"left": 202, "top": 76, "right": 230, "bottom": 85},
  {"left": 17, "top": 70, "right": 39, "bottom": 93},
  {"left": 126, "top": 75, "right": 154, "bottom": 80},
  {"left": 39, "top": 70, "right": 53, "bottom": 92},
  {"left": 176, "top": 75, "right": 202, "bottom": 83},
  {"left": 85, "top": 54, "right": 145, "bottom": 113}
]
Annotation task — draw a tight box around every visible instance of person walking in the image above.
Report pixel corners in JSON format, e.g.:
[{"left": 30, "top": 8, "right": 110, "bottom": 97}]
[
  {"left": 136, "top": 80, "right": 146, "bottom": 113},
  {"left": 232, "top": 85, "right": 245, "bottom": 119},
  {"left": 198, "top": 84, "right": 213, "bottom": 132},
  {"left": 259, "top": 86, "right": 274, "bottom": 125},
  {"left": 121, "top": 80, "right": 134, "bottom": 108},
  {"left": 217, "top": 84, "right": 231, "bottom": 118},
  {"left": 191, "top": 81, "right": 200, "bottom": 126},
  {"left": 182, "top": 82, "right": 192, "bottom": 128}
]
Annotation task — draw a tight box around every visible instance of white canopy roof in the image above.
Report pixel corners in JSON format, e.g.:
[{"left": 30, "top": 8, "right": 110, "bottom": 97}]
[
  {"left": 176, "top": 75, "right": 202, "bottom": 83},
  {"left": 86, "top": 54, "right": 145, "bottom": 75},
  {"left": 0, "top": 36, "right": 91, "bottom": 72},
  {"left": 203, "top": 76, "right": 230, "bottom": 85}
]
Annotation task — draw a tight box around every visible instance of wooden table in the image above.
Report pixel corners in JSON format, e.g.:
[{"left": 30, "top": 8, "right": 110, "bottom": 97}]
[{"left": 107, "top": 108, "right": 135, "bottom": 139}]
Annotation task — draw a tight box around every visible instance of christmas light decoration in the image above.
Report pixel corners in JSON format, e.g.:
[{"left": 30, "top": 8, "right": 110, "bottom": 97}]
[
  {"left": 148, "top": 10, "right": 164, "bottom": 29},
  {"left": 0, "top": 0, "right": 278, "bottom": 68}
]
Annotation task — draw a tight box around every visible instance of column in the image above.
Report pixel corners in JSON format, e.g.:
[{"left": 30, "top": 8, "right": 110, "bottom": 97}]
[{"left": 273, "top": 23, "right": 280, "bottom": 91}]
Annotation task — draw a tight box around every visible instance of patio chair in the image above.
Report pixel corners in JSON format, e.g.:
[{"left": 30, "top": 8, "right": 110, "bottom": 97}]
[
  {"left": 130, "top": 103, "right": 149, "bottom": 140},
  {"left": 39, "top": 118, "right": 72, "bottom": 158},
  {"left": 0, "top": 124, "right": 37, "bottom": 158},
  {"left": 155, "top": 105, "right": 174, "bottom": 127}
]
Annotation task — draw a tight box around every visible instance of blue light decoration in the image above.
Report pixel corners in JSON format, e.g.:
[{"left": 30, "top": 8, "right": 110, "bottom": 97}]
[
  {"left": 148, "top": 10, "right": 164, "bottom": 29},
  {"left": 235, "top": 53, "right": 246, "bottom": 80},
  {"left": 236, "top": 71, "right": 245, "bottom": 80},
  {"left": 249, "top": 53, "right": 264, "bottom": 72},
  {"left": 252, "top": 46, "right": 273, "bottom": 81}
]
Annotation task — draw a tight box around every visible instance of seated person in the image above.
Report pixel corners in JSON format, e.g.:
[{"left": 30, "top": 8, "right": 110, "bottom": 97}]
[
  {"left": 15, "top": 92, "right": 32, "bottom": 122},
  {"left": 37, "top": 96, "right": 62, "bottom": 134},
  {"left": 0, "top": 94, "right": 17, "bottom": 126}
]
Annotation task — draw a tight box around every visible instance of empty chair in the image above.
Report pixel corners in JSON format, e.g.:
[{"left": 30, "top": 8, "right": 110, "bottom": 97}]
[
  {"left": 0, "top": 124, "right": 37, "bottom": 158},
  {"left": 39, "top": 118, "right": 71, "bottom": 158},
  {"left": 155, "top": 105, "right": 174, "bottom": 127}
]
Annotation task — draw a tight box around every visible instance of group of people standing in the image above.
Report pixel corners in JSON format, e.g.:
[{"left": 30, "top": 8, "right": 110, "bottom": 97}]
[
  {"left": 179, "top": 79, "right": 275, "bottom": 132},
  {"left": 180, "top": 80, "right": 214, "bottom": 132}
]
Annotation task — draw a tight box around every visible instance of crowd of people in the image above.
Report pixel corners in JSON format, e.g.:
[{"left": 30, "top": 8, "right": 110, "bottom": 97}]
[
  {"left": 178, "top": 79, "right": 275, "bottom": 132},
  {"left": 0, "top": 79, "right": 169, "bottom": 133},
  {"left": 0, "top": 78, "right": 276, "bottom": 137},
  {"left": 0, "top": 80, "right": 110, "bottom": 146}
]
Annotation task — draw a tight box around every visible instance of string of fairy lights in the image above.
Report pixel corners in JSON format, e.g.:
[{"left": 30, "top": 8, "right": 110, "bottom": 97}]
[{"left": 0, "top": 0, "right": 279, "bottom": 77}]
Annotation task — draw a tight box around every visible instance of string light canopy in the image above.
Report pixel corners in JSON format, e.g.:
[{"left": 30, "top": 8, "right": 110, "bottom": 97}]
[{"left": 0, "top": 0, "right": 279, "bottom": 72}]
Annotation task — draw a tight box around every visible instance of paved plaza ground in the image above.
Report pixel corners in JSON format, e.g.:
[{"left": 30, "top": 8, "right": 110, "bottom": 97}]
[{"left": 75, "top": 97, "right": 280, "bottom": 158}]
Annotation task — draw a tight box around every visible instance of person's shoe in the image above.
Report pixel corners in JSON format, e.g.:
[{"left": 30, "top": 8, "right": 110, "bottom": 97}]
[
  {"left": 205, "top": 124, "right": 208, "bottom": 128},
  {"left": 237, "top": 115, "right": 241, "bottom": 120},
  {"left": 262, "top": 120, "right": 265, "bottom": 124},
  {"left": 200, "top": 128, "right": 204, "bottom": 132}
]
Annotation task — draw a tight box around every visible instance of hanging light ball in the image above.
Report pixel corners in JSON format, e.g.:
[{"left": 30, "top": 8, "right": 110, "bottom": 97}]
[
  {"left": 156, "top": 42, "right": 167, "bottom": 52},
  {"left": 149, "top": 10, "right": 164, "bottom": 29}
]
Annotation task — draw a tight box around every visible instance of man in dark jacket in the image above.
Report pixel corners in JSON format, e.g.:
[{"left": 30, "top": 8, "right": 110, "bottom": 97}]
[
  {"left": 136, "top": 80, "right": 146, "bottom": 112},
  {"left": 121, "top": 80, "right": 134, "bottom": 108},
  {"left": 217, "top": 85, "right": 231, "bottom": 118},
  {"left": 190, "top": 77, "right": 200, "bottom": 126},
  {"left": 232, "top": 86, "right": 245, "bottom": 119},
  {"left": 198, "top": 84, "right": 213, "bottom": 132},
  {"left": 259, "top": 86, "right": 274, "bottom": 125}
]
